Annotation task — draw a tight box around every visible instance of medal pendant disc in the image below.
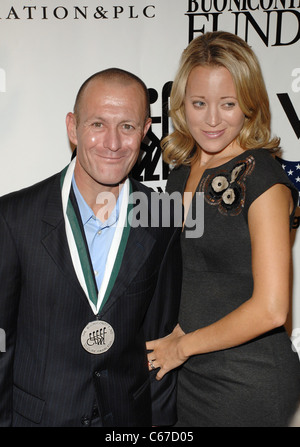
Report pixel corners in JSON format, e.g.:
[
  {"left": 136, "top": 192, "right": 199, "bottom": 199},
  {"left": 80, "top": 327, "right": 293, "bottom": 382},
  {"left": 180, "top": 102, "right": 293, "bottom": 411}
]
[{"left": 81, "top": 320, "right": 115, "bottom": 354}]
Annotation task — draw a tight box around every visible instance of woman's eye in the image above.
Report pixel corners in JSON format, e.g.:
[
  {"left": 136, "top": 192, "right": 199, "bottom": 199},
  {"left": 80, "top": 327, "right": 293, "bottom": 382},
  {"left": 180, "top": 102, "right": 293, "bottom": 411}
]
[
  {"left": 223, "top": 102, "right": 236, "bottom": 108},
  {"left": 193, "top": 101, "right": 205, "bottom": 108}
]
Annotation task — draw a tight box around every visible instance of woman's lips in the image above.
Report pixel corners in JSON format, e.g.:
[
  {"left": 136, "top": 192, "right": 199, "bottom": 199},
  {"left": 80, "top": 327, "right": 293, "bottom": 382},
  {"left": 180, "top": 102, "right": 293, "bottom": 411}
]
[{"left": 202, "top": 130, "right": 225, "bottom": 138}]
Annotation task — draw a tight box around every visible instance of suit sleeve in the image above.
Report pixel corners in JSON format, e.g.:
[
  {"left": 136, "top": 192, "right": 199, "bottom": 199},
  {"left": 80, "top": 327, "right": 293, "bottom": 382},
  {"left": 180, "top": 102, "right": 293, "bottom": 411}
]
[
  {"left": 0, "top": 209, "right": 21, "bottom": 426},
  {"left": 143, "top": 226, "right": 182, "bottom": 426}
]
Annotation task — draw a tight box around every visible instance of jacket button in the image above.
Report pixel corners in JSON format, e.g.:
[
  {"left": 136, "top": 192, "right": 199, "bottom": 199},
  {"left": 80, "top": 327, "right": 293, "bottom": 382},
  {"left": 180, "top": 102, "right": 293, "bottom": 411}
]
[
  {"left": 81, "top": 416, "right": 90, "bottom": 426},
  {"left": 92, "top": 406, "right": 99, "bottom": 419},
  {"left": 94, "top": 370, "right": 101, "bottom": 378}
]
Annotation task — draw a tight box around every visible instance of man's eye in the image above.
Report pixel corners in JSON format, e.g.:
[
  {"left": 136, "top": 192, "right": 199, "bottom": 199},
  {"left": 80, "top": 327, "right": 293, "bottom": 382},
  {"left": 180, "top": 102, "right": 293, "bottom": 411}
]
[
  {"left": 123, "top": 124, "right": 134, "bottom": 130},
  {"left": 92, "top": 122, "right": 103, "bottom": 128}
]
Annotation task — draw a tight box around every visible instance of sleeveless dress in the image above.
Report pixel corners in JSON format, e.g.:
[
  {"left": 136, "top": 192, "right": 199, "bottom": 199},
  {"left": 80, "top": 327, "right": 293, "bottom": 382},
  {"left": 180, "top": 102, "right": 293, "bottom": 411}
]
[{"left": 166, "top": 149, "right": 300, "bottom": 427}]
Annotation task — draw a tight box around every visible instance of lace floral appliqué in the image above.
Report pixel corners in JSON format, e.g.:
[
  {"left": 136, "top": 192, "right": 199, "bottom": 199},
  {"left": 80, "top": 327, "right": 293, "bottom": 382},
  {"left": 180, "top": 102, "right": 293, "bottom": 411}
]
[{"left": 199, "top": 155, "right": 255, "bottom": 216}]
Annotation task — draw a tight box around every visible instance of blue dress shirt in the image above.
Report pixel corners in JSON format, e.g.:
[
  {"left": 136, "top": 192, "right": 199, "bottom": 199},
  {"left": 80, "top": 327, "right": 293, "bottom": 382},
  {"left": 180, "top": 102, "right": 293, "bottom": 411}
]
[{"left": 72, "top": 176, "right": 124, "bottom": 292}]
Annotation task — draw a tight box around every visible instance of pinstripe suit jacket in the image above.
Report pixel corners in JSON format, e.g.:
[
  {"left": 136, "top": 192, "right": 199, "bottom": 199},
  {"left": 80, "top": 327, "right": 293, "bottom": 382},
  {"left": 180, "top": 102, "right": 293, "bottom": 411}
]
[{"left": 0, "top": 170, "right": 181, "bottom": 427}]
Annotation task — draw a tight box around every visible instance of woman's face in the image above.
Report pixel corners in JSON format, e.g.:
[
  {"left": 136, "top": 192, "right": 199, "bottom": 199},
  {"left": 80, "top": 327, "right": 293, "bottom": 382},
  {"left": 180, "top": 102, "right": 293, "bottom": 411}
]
[{"left": 184, "top": 65, "right": 245, "bottom": 156}]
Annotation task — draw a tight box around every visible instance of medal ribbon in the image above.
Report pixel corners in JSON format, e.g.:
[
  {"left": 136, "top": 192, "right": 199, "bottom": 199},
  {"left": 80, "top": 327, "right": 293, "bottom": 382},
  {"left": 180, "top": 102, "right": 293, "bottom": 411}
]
[{"left": 61, "top": 158, "right": 132, "bottom": 315}]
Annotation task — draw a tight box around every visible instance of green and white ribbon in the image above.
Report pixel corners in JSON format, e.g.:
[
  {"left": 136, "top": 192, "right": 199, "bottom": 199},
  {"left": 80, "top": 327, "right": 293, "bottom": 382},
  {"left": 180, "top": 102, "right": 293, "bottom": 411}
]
[{"left": 61, "top": 157, "right": 131, "bottom": 315}]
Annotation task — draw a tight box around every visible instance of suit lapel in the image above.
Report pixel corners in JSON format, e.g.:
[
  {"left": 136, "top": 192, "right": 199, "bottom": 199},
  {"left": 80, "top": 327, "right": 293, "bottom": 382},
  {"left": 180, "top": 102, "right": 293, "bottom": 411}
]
[
  {"left": 41, "top": 172, "right": 87, "bottom": 302},
  {"left": 99, "top": 223, "right": 156, "bottom": 316},
  {"left": 99, "top": 179, "right": 156, "bottom": 316}
]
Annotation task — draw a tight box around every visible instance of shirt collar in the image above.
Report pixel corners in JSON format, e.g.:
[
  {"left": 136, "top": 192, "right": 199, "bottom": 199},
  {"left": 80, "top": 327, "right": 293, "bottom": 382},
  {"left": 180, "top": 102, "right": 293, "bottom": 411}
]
[{"left": 71, "top": 175, "right": 122, "bottom": 228}]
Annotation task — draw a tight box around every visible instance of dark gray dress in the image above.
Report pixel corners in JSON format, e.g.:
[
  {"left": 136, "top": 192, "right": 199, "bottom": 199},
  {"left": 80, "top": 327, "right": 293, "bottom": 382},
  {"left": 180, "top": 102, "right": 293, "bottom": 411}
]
[{"left": 166, "top": 149, "right": 300, "bottom": 427}]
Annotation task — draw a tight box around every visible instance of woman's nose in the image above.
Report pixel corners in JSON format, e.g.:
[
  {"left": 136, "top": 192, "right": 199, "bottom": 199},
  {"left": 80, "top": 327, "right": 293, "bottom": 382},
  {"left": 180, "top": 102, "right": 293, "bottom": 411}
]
[{"left": 205, "top": 106, "right": 221, "bottom": 127}]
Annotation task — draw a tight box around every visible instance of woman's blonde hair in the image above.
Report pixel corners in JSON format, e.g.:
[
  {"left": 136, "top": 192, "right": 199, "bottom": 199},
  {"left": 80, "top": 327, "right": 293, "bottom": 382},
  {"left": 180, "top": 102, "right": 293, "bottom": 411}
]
[{"left": 162, "top": 31, "right": 280, "bottom": 166}]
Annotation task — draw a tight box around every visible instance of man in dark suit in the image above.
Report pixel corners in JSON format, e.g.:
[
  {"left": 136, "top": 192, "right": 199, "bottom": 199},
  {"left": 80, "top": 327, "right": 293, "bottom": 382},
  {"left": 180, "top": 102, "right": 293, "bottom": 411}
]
[{"left": 0, "top": 68, "right": 181, "bottom": 427}]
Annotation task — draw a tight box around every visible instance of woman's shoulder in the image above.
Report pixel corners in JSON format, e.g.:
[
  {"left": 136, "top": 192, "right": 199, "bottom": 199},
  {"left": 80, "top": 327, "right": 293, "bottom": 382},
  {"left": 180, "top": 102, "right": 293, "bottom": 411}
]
[
  {"left": 165, "top": 164, "right": 190, "bottom": 195},
  {"left": 198, "top": 148, "right": 298, "bottom": 219},
  {"left": 241, "top": 149, "right": 299, "bottom": 216},
  {"left": 221, "top": 148, "right": 294, "bottom": 187},
  {"left": 243, "top": 148, "right": 294, "bottom": 187},
  {"left": 229, "top": 148, "right": 282, "bottom": 172}
]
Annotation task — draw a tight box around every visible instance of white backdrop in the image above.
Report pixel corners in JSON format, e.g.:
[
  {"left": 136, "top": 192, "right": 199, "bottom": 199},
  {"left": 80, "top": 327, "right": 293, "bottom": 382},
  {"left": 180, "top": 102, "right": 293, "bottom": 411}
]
[{"left": 1, "top": 0, "right": 300, "bottom": 331}]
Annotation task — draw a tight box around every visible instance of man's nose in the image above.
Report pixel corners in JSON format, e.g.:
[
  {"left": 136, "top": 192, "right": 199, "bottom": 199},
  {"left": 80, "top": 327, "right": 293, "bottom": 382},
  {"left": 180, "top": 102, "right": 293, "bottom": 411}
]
[{"left": 103, "top": 127, "right": 122, "bottom": 151}]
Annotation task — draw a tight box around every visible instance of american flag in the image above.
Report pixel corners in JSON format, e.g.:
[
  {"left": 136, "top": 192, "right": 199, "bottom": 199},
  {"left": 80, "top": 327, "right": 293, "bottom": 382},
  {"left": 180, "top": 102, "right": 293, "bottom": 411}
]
[{"left": 276, "top": 157, "right": 300, "bottom": 205}]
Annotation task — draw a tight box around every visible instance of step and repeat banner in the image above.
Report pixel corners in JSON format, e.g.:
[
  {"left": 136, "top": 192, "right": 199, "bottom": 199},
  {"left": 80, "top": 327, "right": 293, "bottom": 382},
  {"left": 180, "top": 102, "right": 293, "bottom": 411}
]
[{"left": 0, "top": 1, "right": 300, "bottom": 332}]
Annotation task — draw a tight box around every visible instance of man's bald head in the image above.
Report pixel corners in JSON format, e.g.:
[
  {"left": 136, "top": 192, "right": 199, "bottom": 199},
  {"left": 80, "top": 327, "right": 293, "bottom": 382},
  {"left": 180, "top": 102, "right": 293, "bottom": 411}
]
[{"left": 73, "top": 68, "right": 150, "bottom": 125}]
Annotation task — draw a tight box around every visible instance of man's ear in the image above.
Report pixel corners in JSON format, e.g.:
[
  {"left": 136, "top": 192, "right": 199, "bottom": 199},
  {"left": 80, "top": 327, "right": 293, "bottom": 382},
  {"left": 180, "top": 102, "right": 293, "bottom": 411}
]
[
  {"left": 143, "top": 118, "right": 152, "bottom": 139},
  {"left": 66, "top": 112, "right": 78, "bottom": 146}
]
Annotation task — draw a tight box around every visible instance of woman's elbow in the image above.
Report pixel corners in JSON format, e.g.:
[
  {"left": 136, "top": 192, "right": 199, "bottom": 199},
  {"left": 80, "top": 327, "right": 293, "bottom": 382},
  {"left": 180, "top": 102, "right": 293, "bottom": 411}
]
[
  {"left": 267, "top": 303, "right": 289, "bottom": 330},
  {"left": 270, "top": 312, "right": 288, "bottom": 329},
  {"left": 253, "top": 288, "right": 290, "bottom": 330}
]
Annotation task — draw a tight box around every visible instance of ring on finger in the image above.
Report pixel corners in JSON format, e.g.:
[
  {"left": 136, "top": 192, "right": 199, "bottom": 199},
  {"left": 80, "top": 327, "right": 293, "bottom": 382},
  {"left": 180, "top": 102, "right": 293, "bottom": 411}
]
[{"left": 148, "top": 359, "right": 155, "bottom": 370}]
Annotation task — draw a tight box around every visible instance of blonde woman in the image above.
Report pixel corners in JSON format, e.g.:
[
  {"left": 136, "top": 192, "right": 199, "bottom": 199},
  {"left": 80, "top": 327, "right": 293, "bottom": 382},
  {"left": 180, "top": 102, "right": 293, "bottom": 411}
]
[{"left": 146, "top": 31, "right": 300, "bottom": 427}]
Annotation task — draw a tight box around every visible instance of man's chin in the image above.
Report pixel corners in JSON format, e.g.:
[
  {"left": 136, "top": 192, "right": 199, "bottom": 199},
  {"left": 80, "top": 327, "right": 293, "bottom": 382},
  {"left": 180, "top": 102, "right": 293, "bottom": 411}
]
[{"left": 96, "top": 174, "right": 128, "bottom": 188}]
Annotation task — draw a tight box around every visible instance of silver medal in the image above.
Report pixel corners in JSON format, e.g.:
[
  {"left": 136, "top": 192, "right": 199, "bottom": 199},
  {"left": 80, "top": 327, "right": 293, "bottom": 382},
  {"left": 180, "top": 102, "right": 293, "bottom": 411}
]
[{"left": 81, "top": 320, "right": 115, "bottom": 354}]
